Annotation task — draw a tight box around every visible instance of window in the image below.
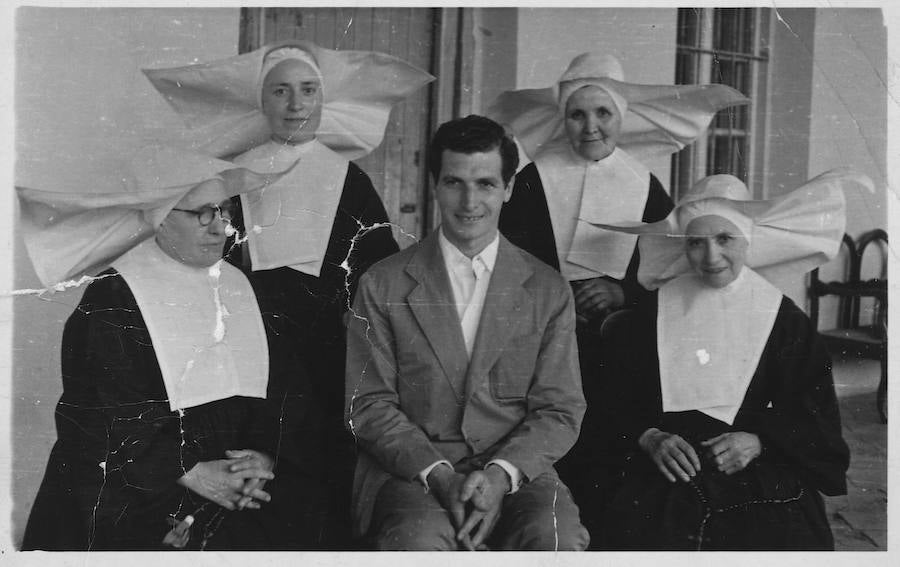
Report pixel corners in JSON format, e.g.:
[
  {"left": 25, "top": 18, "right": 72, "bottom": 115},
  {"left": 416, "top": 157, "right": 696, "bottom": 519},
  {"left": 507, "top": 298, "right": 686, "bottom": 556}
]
[{"left": 671, "top": 8, "right": 770, "bottom": 199}]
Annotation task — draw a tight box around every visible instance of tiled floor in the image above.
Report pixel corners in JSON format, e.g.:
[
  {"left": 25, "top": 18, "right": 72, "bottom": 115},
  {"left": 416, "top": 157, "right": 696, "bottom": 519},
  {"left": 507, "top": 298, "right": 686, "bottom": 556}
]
[{"left": 827, "top": 357, "right": 888, "bottom": 551}]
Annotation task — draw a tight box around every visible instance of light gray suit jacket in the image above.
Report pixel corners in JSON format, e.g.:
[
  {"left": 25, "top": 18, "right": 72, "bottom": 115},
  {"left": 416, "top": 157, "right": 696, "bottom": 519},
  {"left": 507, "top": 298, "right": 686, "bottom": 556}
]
[{"left": 345, "top": 231, "right": 585, "bottom": 536}]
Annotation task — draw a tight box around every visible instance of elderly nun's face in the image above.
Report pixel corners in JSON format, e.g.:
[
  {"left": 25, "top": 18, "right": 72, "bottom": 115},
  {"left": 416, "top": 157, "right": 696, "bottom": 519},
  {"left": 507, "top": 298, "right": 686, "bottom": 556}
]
[
  {"left": 261, "top": 58, "right": 323, "bottom": 145},
  {"left": 685, "top": 215, "right": 749, "bottom": 288},
  {"left": 156, "top": 179, "right": 232, "bottom": 268},
  {"left": 564, "top": 85, "right": 623, "bottom": 161}
]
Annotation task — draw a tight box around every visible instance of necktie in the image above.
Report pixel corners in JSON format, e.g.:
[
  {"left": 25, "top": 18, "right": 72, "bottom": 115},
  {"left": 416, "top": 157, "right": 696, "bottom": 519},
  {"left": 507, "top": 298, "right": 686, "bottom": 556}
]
[{"left": 461, "top": 257, "right": 487, "bottom": 358}]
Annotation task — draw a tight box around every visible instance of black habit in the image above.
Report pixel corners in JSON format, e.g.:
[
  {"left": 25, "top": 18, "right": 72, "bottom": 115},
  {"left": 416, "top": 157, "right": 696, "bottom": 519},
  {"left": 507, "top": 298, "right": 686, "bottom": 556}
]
[
  {"left": 229, "top": 162, "right": 399, "bottom": 547},
  {"left": 23, "top": 271, "right": 329, "bottom": 550},
  {"left": 588, "top": 292, "right": 850, "bottom": 550}
]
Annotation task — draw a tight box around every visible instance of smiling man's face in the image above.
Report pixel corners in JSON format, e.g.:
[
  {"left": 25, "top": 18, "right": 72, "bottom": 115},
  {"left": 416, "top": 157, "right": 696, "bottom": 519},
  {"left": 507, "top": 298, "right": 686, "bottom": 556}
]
[{"left": 435, "top": 148, "right": 512, "bottom": 258}]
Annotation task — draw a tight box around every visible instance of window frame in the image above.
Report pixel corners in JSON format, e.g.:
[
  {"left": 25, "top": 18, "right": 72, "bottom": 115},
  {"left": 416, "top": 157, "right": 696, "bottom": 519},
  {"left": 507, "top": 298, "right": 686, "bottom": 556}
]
[{"left": 671, "top": 7, "right": 772, "bottom": 200}]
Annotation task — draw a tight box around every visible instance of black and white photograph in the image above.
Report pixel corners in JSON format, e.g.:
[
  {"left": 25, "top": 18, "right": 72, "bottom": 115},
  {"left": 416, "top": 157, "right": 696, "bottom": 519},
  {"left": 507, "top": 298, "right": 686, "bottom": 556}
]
[{"left": 1, "top": 1, "right": 894, "bottom": 562}]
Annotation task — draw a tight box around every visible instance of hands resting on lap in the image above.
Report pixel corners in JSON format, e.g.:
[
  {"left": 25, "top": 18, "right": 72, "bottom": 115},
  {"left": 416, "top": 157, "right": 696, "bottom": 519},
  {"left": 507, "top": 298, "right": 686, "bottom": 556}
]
[
  {"left": 572, "top": 278, "right": 625, "bottom": 325},
  {"left": 428, "top": 464, "right": 511, "bottom": 551},
  {"left": 639, "top": 428, "right": 762, "bottom": 482},
  {"left": 177, "top": 448, "right": 275, "bottom": 511},
  {"left": 701, "top": 432, "right": 762, "bottom": 476}
]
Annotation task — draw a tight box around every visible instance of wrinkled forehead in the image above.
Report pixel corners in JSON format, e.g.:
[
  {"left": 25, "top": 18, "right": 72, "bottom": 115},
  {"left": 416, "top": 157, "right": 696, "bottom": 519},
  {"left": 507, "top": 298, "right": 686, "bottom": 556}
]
[
  {"left": 263, "top": 58, "right": 322, "bottom": 87},
  {"left": 175, "top": 178, "right": 229, "bottom": 209},
  {"left": 684, "top": 214, "right": 746, "bottom": 238},
  {"left": 566, "top": 84, "right": 617, "bottom": 109},
  {"left": 560, "top": 81, "right": 626, "bottom": 118}
]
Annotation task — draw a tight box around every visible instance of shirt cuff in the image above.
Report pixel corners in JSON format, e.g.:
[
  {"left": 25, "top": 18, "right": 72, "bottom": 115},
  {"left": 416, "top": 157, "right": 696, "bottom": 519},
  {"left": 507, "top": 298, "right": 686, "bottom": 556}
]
[
  {"left": 486, "top": 459, "right": 522, "bottom": 494},
  {"left": 418, "top": 460, "right": 453, "bottom": 492}
]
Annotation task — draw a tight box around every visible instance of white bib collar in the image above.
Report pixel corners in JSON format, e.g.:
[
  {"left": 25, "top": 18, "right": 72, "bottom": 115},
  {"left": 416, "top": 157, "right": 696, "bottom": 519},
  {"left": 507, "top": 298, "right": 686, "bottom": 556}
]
[
  {"left": 234, "top": 138, "right": 348, "bottom": 276},
  {"left": 534, "top": 144, "right": 650, "bottom": 280},
  {"left": 657, "top": 268, "right": 782, "bottom": 425},
  {"left": 112, "top": 238, "right": 269, "bottom": 411}
]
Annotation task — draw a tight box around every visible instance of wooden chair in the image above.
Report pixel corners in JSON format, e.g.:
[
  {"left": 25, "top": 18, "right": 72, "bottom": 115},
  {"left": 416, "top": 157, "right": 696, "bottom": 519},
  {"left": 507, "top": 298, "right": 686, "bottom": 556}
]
[{"left": 809, "top": 230, "right": 888, "bottom": 423}]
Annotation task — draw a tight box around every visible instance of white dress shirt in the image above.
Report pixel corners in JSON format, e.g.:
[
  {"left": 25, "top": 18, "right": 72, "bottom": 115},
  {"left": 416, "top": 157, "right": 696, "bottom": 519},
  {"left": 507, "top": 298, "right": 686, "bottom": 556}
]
[
  {"left": 417, "top": 229, "right": 522, "bottom": 494},
  {"left": 438, "top": 229, "right": 498, "bottom": 358}
]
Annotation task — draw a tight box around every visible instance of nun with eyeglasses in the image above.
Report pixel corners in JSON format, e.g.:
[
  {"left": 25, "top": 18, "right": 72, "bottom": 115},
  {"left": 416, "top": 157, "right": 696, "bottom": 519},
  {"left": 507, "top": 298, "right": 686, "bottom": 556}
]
[{"left": 18, "top": 147, "right": 329, "bottom": 550}]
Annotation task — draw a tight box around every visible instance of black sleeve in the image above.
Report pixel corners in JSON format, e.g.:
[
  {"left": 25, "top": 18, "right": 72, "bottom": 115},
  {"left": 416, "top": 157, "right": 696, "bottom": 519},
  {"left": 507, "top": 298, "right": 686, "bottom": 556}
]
[
  {"left": 55, "top": 272, "right": 202, "bottom": 528},
  {"left": 338, "top": 162, "right": 400, "bottom": 303},
  {"left": 642, "top": 174, "right": 676, "bottom": 223},
  {"left": 579, "top": 295, "right": 664, "bottom": 460},
  {"left": 499, "top": 163, "right": 561, "bottom": 271},
  {"left": 733, "top": 299, "right": 850, "bottom": 496},
  {"left": 618, "top": 174, "right": 676, "bottom": 306},
  {"left": 246, "top": 286, "right": 329, "bottom": 479}
]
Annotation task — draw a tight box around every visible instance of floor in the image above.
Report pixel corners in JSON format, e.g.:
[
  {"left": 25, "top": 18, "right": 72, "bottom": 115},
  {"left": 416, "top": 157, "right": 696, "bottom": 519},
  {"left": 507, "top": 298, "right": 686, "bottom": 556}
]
[{"left": 827, "top": 356, "right": 888, "bottom": 551}]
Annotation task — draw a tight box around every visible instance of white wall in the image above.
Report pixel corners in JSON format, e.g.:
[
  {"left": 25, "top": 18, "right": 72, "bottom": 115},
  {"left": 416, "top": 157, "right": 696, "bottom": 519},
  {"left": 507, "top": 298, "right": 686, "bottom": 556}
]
[
  {"left": 733, "top": 9, "right": 888, "bottom": 311},
  {"left": 808, "top": 9, "right": 887, "bottom": 239},
  {"left": 515, "top": 8, "right": 678, "bottom": 185},
  {"left": 807, "top": 9, "right": 889, "bottom": 325},
  {"left": 9, "top": 7, "right": 240, "bottom": 548},
  {"left": 810, "top": 8, "right": 889, "bottom": 255}
]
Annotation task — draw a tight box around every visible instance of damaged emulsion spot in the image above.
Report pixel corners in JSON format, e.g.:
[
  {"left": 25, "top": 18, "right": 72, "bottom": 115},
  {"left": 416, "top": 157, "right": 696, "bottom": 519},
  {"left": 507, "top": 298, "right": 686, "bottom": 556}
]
[
  {"left": 340, "top": 217, "right": 418, "bottom": 441},
  {"left": 696, "top": 349, "right": 711, "bottom": 366},
  {"left": 339, "top": 16, "right": 354, "bottom": 46},
  {"left": 8, "top": 272, "right": 118, "bottom": 298},
  {"left": 772, "top": 8, "right": 798, "bottom": 38},
  {"left": 552, "top": 481, "right": 560, "bottom": 552},
  {"left": 208, "top": 262, "right": 228, "bottom": 342},
  {"left": 340, "top": 216, "right": 418, "bottom": 313}
]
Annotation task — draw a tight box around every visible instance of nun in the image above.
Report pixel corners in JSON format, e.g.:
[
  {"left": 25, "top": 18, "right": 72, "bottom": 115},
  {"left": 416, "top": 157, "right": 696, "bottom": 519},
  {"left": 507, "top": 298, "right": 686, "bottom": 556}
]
[
  {"left": 588, "top": 170, "right": 863, "bottom": 549},
  {"left": 19, "top": 147, "right": 328, "bottom": 550},
  {"left": 490, "top": 52, "right": 748, "bottom": 325}
]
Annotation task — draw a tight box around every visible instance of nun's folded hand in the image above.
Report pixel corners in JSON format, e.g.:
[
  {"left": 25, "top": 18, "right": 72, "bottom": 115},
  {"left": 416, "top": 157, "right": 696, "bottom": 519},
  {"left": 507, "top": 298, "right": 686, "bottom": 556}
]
[
  {"left": 639, "top": 427, "right": 701, "bottom": 483},
  {"left": 178, "top": 458, "right": 274, "bottom": 511},
  {"left": 226, "top": 449, "right": 276, "bottom": 509},
  {"left": 572, "top": 278, "right": 625, "bottom": 324},
  {"left": 701, "top": 432, "right": 762, "bottom": 475}
]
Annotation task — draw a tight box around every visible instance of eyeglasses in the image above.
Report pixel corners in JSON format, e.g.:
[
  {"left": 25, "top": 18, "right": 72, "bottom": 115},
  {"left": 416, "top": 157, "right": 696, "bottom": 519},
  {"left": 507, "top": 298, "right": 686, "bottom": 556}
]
[{"left": 171, "top": 203, "right": 236, "bottom": 227}]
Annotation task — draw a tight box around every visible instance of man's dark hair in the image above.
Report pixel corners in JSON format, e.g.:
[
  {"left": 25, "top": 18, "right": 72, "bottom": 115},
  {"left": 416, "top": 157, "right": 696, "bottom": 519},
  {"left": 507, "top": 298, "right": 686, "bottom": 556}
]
[{"left": 427, "top": 115, "right": 519, "bottom": 185}]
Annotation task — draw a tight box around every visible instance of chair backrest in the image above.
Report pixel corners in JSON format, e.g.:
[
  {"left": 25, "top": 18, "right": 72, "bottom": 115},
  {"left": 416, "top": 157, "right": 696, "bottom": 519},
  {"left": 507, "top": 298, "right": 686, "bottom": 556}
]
[
  {"left": 857, "top": 228, "right": 887, "bottom": 274},
  {"left": 856, "top": 228, "right": 888, "bottom": 336},
  {"left": 809, "top": 230, "right": 888, "bottom": 334},
  {"left": 810, "top": 233, "right": 857, "bottom": 328}
]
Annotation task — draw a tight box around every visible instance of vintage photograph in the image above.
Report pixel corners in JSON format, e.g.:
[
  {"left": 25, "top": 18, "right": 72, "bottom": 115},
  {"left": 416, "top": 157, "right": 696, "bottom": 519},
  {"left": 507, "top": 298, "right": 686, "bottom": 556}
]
[{"left": 4, "top": 3, "right": 891, "bottom": 558}]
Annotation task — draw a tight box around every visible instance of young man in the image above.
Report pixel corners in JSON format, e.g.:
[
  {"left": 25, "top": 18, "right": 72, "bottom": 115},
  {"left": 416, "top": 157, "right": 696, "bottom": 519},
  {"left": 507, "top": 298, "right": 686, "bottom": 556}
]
[{"left": 346, "top": 115, "right": 588, "bottom": 551}]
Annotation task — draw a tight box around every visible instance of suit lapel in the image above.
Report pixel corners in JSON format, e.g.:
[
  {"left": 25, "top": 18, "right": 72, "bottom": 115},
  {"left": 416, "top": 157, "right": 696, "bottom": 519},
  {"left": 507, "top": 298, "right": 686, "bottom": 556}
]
[
  {"left": 464, "top": 237, "right": 532, "bottom": 401},
  {"left": 406, "top": 233, "right": 469, "bottom": 399}
]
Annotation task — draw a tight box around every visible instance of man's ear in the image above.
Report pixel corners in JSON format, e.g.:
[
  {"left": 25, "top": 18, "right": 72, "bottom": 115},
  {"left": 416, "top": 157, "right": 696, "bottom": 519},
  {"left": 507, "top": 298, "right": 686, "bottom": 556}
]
[{"left": 503, "top": 175, "right": 515, "bottom": 203}]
